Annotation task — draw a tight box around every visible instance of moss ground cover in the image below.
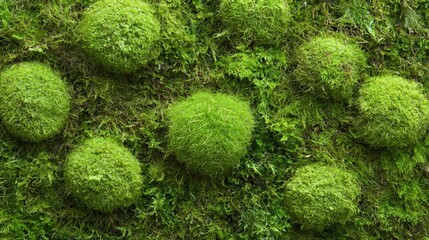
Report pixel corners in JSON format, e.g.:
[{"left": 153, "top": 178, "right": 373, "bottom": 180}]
[{"left": 1, "top": 0, "right": 429, "bottom": 239}]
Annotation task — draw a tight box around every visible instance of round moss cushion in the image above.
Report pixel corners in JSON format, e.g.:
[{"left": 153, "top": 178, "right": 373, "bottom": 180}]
[
  {"left": 64, "top": 137, "right": 143, "bottom": 212},
  {"left": 295, "top": 36, "right": 366, "bottom": 101},
  {"left": 357, "top": 75, "right": 429, "bottom": 148},
  {"left": 0, "top": 62, "right": 71, "bottom": 142},
  {"left": 77, "top": 0, "right": 161, "bottom": 74},
  {"left": 167, "top": 92, "right": 255, "bottom": 177},
  {"left": 219, "top": 0, "right": 291, "bottom": 44},
  {"left": 285, "top": 164, "right": 361, "bottom": 230}
]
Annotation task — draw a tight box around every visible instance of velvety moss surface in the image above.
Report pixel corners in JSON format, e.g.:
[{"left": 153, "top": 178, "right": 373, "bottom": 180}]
[
  {"left": 0, "top": 62, "right": 71, "bottom": 142},
  {"left": 64, "top": 137, "right": 143, "bottom": 212},
  {"left": 295, "top": 36, "right": 367, "bottom": 102},
  {"left": 285, "top": 164, "right": 361, "bottom": 230},
  {"left": 77, "top": 0, "right": 160, "bottom": 74},
  {"left": 357, "top": 75, "right": 429, "bottom": 148},
  {"left": 219, "top": 0, "right": 291, "bottom": 44},
  {"left": 167, "top": 92, "right": 255, "bottom": 177}
]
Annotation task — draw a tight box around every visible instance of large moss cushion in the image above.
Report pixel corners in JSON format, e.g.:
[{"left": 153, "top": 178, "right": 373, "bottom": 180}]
[
  {"left": 64, "top": 137, "right": 143, "bottom": 212},
  {"left": 167, "top": 92, "right": 255, "bottom": 177},
  {"left": 77, "top": 0, "right": 161, "bottom": 74},
  {"left": 0, "top": 62, "right": 71, "bottom": 142}
]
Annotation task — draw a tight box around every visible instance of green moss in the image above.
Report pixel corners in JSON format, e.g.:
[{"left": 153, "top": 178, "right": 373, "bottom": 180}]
[
  {"left": 64, "top": 137, "right": 143, "bottom": 212},
  {"left": 219, "top": 0, "right": 291, "bottom": 44},
  {"left": 167, "top": 92, "right": 255, "bottom": 177},
  {"left": 356, "top": 75, "right": 429, "bottom": 148},
  {"left": 285, "top": 164, "right": 361, "bottom": 230},
  {"left": 0, "top": 62, "right": 71, "bottom": 142},
  {"left": 295, "top": 36, "right": 367, "bottom": 102},
  {"left": 77, "top": 0, "right": 160, "bottom": 74}
]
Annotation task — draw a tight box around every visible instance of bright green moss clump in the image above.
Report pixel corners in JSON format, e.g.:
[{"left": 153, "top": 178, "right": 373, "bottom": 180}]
[
  {"left": 285, "top": 164, "right": 361, "bottom": 230},
  {"left": 219, "top": 0, "right": 291, "bottom": 44},
  {"left": 78, "top": 0, "right": 160, "bottom": 74},
  {"left": 357, "top": 75, "right": 429, "bottom": 148},
  {"left": 0, "top": 62, "right": 71, "bottom": 142},
  {"left": 64, "top": 137, "right": 143, "bottom": 212},
  {"left": 295, "top": 37, "right": 366, "bottom": 101},
  {"left": 167, "top": 92, "right": 255, "bottom": 177}
]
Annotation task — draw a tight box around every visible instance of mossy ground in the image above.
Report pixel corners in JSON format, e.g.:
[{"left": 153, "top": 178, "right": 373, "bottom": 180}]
[{"left": 1, "top": 0, "right": 429, "bottom": 239}]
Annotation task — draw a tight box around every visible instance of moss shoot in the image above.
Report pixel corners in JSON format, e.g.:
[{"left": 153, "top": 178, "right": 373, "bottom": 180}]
[
  {"left": 219, "top": 0, "right": 291, "bottom": 44},
  {"left": 295, "top": 36, "right": 366, "bottom": 102},
  {"left": 285, "top": 164, "right": 361, "bottom": 230},
  {"left": 356, "top": 75, "right": 429, "bottom": 148},
  {"left": 77, "top": 0, "right": 160, "bottom": 74},
  {"left": 0, "top": 62, "right": 71, "bottom": 142},
  {"left": 167, "top": 92, "right": 255, "bottom": 177},
  {"left": 64, "top": 137, "right": 143, "bottom": 213}
]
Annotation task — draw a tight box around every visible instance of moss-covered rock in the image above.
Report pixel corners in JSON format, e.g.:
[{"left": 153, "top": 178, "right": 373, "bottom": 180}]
[
  {"left": 0, "top": 62, "right": 71, "bottom": 142},
  {"left": 295, "top": 36, "right": 366, "bottom": 102},
  {"left": 77, "top": 0, "right": 160, "bottom": 74},
  {"left": 356, "top": 75, "right": 429, "bottom": 148},
  {"left": 219, "top": 0, "right": 291, "bottom": 44},
  {"left": 285, "top": 164, "right": 361, "bottom": 230},
  {"left": 167, "top": 92, "right": 255, "bottom": 177},
  {"left": 64, "top": 137, "right": 143, "bottom": 212}
]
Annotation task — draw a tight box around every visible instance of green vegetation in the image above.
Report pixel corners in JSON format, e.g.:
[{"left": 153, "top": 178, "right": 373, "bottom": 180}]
[
  {"left": 356, "top": 75, "right": 429, "bottom": 148},
  {"left": 285, "top": 164, "right": 361, "bottom": 230},
  {"left": 295, "top": 36, "right": 367, "bottom": 102},
  {"left": 77, "top": 0, "right": 160, "bottom": 74},
  {"left": 0, "top": 62, "right": 71, "bottom": 142},
  {"left": 64, "top": 137, "right": 143, "bottom": 212},
  {"left": 166, "top": 92, "right": 255, "bottom": 177}
]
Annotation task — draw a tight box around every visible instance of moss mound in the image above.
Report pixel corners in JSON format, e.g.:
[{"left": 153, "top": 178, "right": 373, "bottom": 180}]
[
  {"left": 295, "top": 36, "right": 366, "bottom": 102},
  {"left": 77, "top": 0, "right": 160, "bottom": 74},
  {"left": 64, "top": 137, "right": 143, "bottom": 212},
  {"left": 356, "top": 75, "right": 429, "bottom": 148},
  {"left": 285, "top": 164, "right": 361, "bottom": 230},
  {"left": 167, "top": 92, "right": 255, "bottom": 177},
  {"left": 0, "top": 62, "right": 71, "bottom": 142},
  {"left": 219, "top": 0, "right": 291, "bottom": 44}
]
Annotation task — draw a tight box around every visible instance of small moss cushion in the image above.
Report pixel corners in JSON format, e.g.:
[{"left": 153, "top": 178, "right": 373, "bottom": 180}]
[
  {"left": 167, "top": 92, "right": 255, "bottom": 177},
  {"left": 219, "top": 0, "right": 291, "bottom": 44},
  {"left": 295, "top": 36, "right": 366, "bottom": 102},
  {"left": 78, "top": 0, "right": 161, "bottom": 74},
  {"left": 357, "top": 75, "right": 429, "bottom": 148},
  {"left": 285, "top": 164, "right": 361, "bottom": 230},
  {"left": 0, "top": 62, "right": 71, "bottom": 142},
  {"left": 65, "top": 137, "right": 143, "bottom": 212}
]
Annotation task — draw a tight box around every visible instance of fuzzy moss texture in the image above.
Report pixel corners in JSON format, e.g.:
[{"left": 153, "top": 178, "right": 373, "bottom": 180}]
[
  {"left": 295, "top": 36, "right": 366, "bottom": 102},
  {"left": 64, "top": 137, "right": 143, "bottom": 213},
  {"left": 77, "top": 0, "right": 160, "bottom": 74},
  {"left": 0, "top": 62, "right": 71, "bottom": 142},
  {"left": 357, "top": 75, "right": 429, "bottom": 148},
  {"left": 285, "top": 164, "right": 361, "bottom": 230},
  {"left": 167, "top": 92, "right": 255, "bottom": 177}
]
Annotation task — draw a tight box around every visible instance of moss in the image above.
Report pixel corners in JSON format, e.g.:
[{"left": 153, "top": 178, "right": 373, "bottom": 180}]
[
  {"left": 77, "top": 0, "right": 160, "bottom": 74},
  {"left": 167, "top": 92, "right": 255, "bottom": 177},
  {"left": 294, "top": 36, "right": 367, "bottom": 102},
  {"left": 356, "top": 75, "right": 429, "bottom": 148},
  {"left": 0, "top": 62, "right": 71, "bottom": 142},
  {"left": 285, "top": 164, "right": 361, "bottom": 230},
  {"left": 219, "top": 0, "right": 291, "bottom": 44},
  {"left": 64, "top": 137, "right": 143, "bottom": 212}
]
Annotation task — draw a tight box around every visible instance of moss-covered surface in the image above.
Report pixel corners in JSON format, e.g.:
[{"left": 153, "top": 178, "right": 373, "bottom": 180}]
[{"left": 1, "top": 0, "right": 429, "bottom": 239}]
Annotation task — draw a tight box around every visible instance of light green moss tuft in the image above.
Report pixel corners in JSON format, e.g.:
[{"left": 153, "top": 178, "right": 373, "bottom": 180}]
[
  {"left": 77, "top": 0, "right": 161, "bottom": 74},
  {"left": 167, "top": 92, "right": 255, "bottom": 177},
  {"left": 0, "top": 62, "right": 71, "bottom": 142},
  {"left": 356, "top": 75, "right": 429, "bottom": 148},
  {"left": 64, "top": 137, "right": 143, "bottom": 212},
  {"left": 285, "top": 164, "right": 361, "bottom": 230},
  {"left": 295, "top": 36, "right": 367, "bottom": 102}
]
